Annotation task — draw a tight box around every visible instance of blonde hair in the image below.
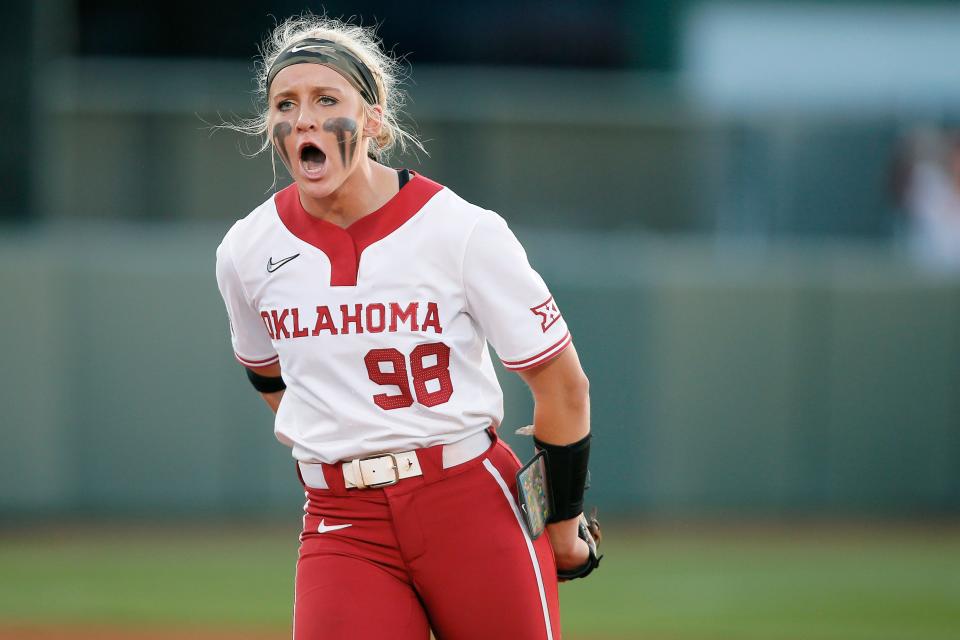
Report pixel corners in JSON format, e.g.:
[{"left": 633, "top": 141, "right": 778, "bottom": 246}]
[{"left": 227, "top": 14, "right": 424, "bottom": 164}]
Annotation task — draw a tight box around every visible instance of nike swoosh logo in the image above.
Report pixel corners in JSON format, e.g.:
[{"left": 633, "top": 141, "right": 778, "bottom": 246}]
[
  {"left": 317, "top": 519, "right": 353, "bottom": 534},
  {"left": 290, "top": 44, "right": 331, "bottom": 53},
  {"left": 267, "top": 253, "right": 300, "bottom": 273}
]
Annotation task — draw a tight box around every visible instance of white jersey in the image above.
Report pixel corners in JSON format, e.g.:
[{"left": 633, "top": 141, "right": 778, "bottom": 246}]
[{"left": 215, "top": 173, "right": 571, "bottom": 463}]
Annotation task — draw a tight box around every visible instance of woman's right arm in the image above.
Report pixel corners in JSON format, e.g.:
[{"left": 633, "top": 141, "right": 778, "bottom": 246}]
[
  {"left": 217, "top": 238, "right": 283, "bottom": 411},
  {"left": 247, "top": 362, "right": 285, "bottom": 413}
]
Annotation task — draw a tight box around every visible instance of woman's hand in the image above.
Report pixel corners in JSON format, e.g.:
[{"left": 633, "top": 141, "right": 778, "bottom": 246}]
[{"left": 546, "top": 515, "right": 591, "bottom": 575}]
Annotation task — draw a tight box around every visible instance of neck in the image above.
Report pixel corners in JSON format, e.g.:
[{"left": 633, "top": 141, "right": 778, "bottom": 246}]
[{"left": 298, "top": 159, "right": 398, "bottom": 228}]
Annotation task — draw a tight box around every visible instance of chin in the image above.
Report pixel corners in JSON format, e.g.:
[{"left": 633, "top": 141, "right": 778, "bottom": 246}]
[{"left": 295, "top": 173, "right": 342, "bottom": 201}]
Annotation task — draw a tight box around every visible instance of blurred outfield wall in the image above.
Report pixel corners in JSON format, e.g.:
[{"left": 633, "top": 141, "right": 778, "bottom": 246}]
[
  {"left": 4, "top": 52, "right": 958, "bottom": 520},
  {"left": 1, "top": 225, "right": 958, "bottom": 519},
  {"left": 35, "top": 59, "right": 902, "bottom": 236}
]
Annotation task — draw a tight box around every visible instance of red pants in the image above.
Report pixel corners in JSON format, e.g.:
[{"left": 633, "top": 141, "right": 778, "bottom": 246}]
[{"left": 293, "top": 432, "right": 562, "bottom": 639}]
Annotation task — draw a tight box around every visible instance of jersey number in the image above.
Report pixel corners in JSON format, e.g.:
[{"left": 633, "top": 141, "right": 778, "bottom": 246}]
[{"left": 364, "top": 342, "right": 454, "bottom": 410}]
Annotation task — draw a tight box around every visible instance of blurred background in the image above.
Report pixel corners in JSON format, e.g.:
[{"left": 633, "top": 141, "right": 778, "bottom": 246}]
[{"left": 2, "top": 1, "right": 959, "bottom": 639}]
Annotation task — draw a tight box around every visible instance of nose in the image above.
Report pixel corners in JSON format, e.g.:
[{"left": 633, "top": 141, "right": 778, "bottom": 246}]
[{"left": 296, "top": 104, "right": 318, "bottom": 131}]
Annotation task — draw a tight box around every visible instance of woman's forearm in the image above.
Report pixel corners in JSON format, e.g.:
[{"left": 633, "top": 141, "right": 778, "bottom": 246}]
[
  {"left": 518, "top": 346, "right": 590, "bottom": 445},
  {"left": 260, "top": 390, "right": 284, "bottom": 413}
]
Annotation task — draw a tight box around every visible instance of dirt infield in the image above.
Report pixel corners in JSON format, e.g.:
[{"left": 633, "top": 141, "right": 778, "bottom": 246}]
[
  {"left": 0, "top": 626, "right": 628, "bottom": 640},
  {"left": 0, "top": 626, "right": 287, "bottom": 640}
]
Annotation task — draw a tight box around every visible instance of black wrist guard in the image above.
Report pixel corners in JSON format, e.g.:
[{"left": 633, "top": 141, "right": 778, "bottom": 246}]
[
  {"left": 245, "top": 368, "right": 287, "bottom": 393},
  {"left": 533, "top": 433, "right": 591, "bottom": 523}
]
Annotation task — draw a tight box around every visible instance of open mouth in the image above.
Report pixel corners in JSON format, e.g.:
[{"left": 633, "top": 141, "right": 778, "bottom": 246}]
[{"left": 299, "top": 143, "right": 327, "bottom": 176}]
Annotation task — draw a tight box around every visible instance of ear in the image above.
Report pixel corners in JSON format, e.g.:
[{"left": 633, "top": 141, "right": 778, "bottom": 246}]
[{"left": 363, "top": 104, "right": 384, "bottom": 139}]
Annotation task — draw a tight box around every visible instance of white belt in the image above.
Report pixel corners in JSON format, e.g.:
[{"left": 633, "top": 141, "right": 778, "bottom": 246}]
[{"left": 298, "top": 430, "right": 492, "bottom": 490}]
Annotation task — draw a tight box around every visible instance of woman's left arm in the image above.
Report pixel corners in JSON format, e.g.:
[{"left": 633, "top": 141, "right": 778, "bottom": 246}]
[{"left": 516, "top": 344, "right": 591, "bottom": 572}]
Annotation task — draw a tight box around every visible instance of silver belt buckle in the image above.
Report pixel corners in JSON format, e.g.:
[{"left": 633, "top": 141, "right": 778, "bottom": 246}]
[{"left": 358, "top": 453, "right": 400, "bottom": 488}]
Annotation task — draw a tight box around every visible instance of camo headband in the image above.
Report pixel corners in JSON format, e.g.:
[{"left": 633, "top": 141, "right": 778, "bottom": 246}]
[{"left": 267, "top": 38, "right": 380, "bottom": 105}]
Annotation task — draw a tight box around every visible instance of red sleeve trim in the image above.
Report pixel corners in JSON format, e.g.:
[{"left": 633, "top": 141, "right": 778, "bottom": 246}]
[
  {"left": 500, "top": 331, "right": 572, "bottom": 371},
  {"left": 235, "top": 353, "right": 280, "bottom": 368}
]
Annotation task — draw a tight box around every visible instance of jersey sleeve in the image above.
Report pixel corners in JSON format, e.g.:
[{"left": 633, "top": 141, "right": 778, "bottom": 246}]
[
  {"left": 215, "top": 239, "right": 279, "bottom": 368},
  {"left": 462, "top": 213, "right": 572, "bottom": 371}
]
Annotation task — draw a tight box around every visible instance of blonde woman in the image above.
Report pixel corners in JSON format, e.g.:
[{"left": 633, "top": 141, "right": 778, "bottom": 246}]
[{"left": 215, "top": 15, "right": 598, "bottom": 639}]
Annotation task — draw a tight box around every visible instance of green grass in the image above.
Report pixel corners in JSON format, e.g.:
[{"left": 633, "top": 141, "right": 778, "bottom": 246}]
[
  {"left": 1, "top": 523, "right": 958, "bottom": 639},
  {"left": 561, "top": 525, "right": 960, "bottom": 639},
  {"left": 0, "top": 524, "right": 296, "bottom": 628}
]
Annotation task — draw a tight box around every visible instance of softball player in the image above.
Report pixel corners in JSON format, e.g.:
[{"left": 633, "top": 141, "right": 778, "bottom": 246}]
[{"left": 215, "top": 15, "right": 596, "bottom": 639}]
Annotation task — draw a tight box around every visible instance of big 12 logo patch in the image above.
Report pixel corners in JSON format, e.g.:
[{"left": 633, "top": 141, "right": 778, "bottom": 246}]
[{"left": 530, "top": 297, "right": 562, "bottom": 333}]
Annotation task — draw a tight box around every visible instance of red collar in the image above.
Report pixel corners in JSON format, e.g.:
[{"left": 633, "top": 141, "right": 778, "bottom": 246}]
[{"left": 274, "top": 173, "right": 443, "bottom": 286}]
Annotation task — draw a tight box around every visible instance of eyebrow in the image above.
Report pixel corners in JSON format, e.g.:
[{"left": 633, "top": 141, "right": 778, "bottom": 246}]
[{"left": 271, "top": 85, "right": 345, "bottom": 100}]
